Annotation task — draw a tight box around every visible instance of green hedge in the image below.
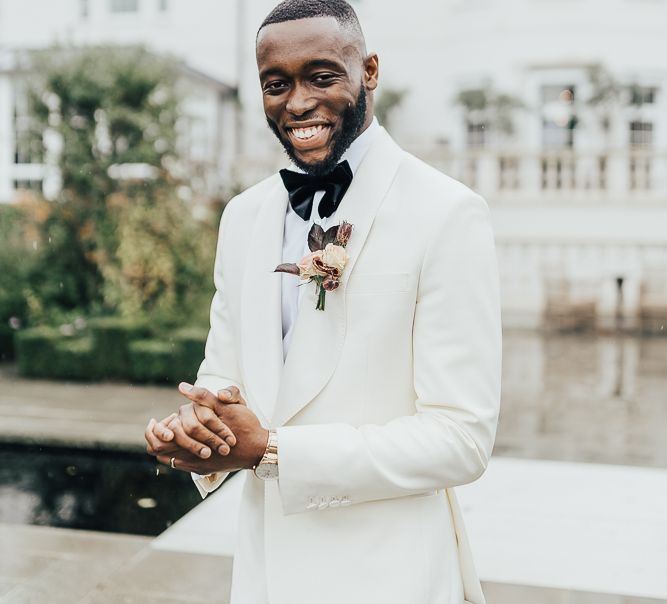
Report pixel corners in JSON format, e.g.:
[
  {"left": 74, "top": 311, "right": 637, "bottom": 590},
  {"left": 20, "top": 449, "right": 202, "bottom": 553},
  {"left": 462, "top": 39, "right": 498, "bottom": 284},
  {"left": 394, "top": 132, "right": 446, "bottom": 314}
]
[
  {"left": 128, "top": 340, "right": 175, "bottom": 383},
  {"left": 89, "top": 317, "right": 151, "bottom": 378},
  {"left": 15, "top": 327, "right": 62, "bottom": 378},
  {"left": 14, "top": 320, "right": 208, "bottom": 383},
  {"left": 0, "top": 324, "right": 14, "bottom": 361}
]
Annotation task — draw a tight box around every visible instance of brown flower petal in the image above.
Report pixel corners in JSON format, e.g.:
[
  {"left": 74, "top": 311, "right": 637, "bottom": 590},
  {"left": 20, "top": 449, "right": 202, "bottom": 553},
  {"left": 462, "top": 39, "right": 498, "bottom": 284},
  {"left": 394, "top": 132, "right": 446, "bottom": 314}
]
[
  {"left": 308, "top": 224, "right": 325, "bottom": 252},
  {"left": 322, "top": 275, "right": 340, "bottom": 291},
  {"left": 336, "top": 221, "right": 353, "bottom": 247},
  {"left": 274, "top": 263, "right": 300, "bottom": 276},
  {"left": 312, "top": 257, "right": 341, "bottom": 277}
]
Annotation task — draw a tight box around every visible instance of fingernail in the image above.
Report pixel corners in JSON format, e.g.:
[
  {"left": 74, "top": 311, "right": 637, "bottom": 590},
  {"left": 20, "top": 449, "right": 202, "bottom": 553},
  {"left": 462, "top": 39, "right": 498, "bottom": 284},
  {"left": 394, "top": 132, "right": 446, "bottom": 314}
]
[
  {"left": 218, "top": 445, "right": 230, "bottom": 456},
  {"left": 162, "top": 430, "right": 173, "bottom": 440},
  {"left": 226, "top": 436, "right": 236, "bottom": 446},
  {"left": 200, "top": 447, "right": 211, "bottom": 458},
  {"left": 179, "top": 382, "right": 194, "bottom": 392}
]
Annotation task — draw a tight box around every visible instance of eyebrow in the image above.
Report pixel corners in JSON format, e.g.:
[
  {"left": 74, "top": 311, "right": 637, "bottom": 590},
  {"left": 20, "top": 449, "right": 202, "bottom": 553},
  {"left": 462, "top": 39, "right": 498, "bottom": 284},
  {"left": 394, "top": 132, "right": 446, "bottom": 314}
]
[{"left": 259, "top": 58, "right": 346, "bottom": 81}]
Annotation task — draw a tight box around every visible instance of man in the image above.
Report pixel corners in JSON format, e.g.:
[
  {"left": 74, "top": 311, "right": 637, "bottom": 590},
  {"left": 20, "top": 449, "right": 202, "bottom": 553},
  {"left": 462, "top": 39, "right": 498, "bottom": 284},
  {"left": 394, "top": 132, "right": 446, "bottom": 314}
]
[{"left": 145, "top": 1, "right": 501, "bottom": 603}]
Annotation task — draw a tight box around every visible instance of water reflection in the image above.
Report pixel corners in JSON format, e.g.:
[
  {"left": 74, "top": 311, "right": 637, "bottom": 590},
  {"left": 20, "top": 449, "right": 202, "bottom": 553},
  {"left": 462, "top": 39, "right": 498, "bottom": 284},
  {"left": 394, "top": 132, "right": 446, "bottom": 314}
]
[
  {"left": 0, "top": 444, "right": 200, "bottom": 535},
  {"left": 498, "top": 333, "right": 667, "bottom": 467}
]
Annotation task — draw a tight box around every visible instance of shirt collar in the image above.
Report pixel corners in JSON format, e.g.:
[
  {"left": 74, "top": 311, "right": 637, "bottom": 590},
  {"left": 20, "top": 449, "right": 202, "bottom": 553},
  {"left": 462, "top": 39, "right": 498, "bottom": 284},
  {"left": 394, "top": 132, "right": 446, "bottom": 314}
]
[{"left": 287, "top": 116, "right": 380, "bottom": 176}]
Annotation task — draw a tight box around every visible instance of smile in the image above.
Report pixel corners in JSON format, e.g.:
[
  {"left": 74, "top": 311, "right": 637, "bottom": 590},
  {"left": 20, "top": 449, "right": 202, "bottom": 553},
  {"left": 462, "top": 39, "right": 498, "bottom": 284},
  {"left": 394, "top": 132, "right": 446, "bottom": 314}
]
[{"left": 287, "top": 124, "right": 332, "bottom": 149}]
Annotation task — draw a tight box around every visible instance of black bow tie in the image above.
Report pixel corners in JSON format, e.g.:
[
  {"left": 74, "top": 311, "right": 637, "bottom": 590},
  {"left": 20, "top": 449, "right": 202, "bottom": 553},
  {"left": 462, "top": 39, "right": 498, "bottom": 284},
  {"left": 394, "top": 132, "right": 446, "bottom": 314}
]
[{"left": 279, "top": 161, "right": 353, "bottom": 221}]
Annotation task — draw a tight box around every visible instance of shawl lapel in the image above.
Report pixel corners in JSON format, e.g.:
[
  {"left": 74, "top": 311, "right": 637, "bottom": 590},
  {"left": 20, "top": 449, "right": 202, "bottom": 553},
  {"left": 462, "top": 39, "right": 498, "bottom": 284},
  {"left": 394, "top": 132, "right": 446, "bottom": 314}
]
[
  {"left": 272, "top": 128, "right": 404, "bottom": 427},
  {"left": 240, "top": 179, "right": 287, "bottom": 425}
]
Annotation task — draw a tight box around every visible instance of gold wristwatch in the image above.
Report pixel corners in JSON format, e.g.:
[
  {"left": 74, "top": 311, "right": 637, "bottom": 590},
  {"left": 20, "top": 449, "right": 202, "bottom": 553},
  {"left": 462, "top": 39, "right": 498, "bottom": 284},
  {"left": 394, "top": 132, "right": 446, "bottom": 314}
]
[{"left": 253, "top": 429, "right": 279, "bottom": 480}]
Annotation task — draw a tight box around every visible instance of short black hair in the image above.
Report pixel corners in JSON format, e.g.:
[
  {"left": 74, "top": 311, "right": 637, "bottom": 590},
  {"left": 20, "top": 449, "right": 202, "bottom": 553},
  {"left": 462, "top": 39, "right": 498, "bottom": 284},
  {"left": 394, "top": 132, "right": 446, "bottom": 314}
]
[{"left": 259, "top": 0, "right": 363, "bottom": 38}]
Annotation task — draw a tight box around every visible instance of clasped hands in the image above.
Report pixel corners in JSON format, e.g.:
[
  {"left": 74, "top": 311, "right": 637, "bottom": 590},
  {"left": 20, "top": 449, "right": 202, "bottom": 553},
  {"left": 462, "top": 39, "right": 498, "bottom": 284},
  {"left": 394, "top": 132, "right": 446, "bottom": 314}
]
[{"left": 144, "top": 382, "right": 269, "bottom": 475}]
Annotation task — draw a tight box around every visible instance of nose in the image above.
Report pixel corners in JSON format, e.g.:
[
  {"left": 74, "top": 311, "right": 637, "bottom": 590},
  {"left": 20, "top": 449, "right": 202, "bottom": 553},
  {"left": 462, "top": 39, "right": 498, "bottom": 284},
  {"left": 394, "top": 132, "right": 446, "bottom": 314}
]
[{"left": 285, "top": 83, "right": 317, "bottom": 116}]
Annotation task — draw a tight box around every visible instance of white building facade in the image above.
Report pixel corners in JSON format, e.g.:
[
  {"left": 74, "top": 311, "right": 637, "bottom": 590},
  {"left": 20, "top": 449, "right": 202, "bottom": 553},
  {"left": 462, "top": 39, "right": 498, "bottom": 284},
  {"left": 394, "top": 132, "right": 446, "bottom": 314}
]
[
  {"left": 0, "top": 0, "right": 665, "bottom": 330},
  {"left": 0, "top": 0, "right": 238, "bottom": 205}
]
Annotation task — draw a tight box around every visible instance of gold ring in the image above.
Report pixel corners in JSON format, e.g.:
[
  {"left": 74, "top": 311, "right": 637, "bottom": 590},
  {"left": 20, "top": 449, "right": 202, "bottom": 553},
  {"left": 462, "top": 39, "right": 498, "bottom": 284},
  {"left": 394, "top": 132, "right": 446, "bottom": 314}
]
[{"left": 170, "top": 457, "right": 176, "bottom": 469}]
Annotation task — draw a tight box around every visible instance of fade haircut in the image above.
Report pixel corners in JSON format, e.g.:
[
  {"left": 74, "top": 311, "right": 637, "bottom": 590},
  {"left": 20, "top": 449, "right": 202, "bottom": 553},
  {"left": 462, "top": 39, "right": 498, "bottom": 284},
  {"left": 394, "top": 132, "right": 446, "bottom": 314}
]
[{"left": 258, "top": 0, "right": 364, "bottom": 42}]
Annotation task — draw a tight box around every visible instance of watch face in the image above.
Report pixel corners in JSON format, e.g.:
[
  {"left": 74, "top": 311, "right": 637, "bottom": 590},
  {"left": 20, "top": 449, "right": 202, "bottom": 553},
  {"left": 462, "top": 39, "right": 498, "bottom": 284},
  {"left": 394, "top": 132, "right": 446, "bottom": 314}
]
[{"left": 255, "top": 462, "right": 279, "bottom": 481}]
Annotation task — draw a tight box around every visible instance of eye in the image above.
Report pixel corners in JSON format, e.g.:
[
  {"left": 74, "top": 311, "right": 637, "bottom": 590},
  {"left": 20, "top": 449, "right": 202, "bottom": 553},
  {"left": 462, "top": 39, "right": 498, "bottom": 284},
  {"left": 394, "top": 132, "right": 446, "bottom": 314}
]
[
  {"left": 312, "top": 73, "right": 337, "bottom": 86},
  {"left": 263, "top": 80, "right": 288, "bottom": 94}
]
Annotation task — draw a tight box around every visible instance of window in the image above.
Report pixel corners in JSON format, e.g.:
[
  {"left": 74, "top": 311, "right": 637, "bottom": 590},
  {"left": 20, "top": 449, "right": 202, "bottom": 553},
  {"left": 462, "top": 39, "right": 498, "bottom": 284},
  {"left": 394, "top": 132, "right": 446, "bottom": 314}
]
[
  {"left": 541, "top": 85, "right": 577, "bottom": 149},
  {"left": 110, "top": 0, "right": 139, "bottom": 13},
  {"left": 629, "top": 121, "right": 653, "bottom": 146},
  {"left": 629, "top": 85, "right": 657, "bottom": 106},
  {"left": 13, "top": 86, "right": 44, "bottom": 165},
  {"left": 466, "top": 121, "right": 486, "bottom": 148}
]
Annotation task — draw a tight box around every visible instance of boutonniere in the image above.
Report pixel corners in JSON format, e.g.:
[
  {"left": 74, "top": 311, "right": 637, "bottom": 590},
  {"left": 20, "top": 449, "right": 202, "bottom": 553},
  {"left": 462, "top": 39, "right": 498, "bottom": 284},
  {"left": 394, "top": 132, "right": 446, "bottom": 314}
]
[{"left": 275, "top": 221, "right": 354, "bottom": 311}]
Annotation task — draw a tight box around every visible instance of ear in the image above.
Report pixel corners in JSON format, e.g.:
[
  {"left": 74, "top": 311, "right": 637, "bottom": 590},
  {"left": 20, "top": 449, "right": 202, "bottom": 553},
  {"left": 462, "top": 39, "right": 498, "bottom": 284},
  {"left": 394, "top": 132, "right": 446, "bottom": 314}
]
[{"left": 363, "top": 53, "right": 379, "bottom": 92}]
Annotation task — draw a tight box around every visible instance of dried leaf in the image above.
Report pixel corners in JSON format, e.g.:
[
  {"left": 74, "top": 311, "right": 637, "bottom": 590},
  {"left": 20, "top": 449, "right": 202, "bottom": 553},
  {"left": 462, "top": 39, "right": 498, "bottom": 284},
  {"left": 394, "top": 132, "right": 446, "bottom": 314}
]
[
  {"left": 274, "top": 263, "right": 300, "bottom": 276},
  {"left": 322, "top": 225, "right": 339, "bottom": 247},
  {"left": 308, "top": 224, "right": 325, "bottom": 252}
]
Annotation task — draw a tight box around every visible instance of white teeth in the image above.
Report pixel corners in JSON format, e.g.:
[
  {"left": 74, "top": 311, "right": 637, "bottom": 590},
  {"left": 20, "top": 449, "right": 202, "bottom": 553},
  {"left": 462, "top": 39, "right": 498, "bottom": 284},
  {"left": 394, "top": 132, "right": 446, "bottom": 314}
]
[{"left": 291, "top": 125, "right": 326, "bottom": 140}]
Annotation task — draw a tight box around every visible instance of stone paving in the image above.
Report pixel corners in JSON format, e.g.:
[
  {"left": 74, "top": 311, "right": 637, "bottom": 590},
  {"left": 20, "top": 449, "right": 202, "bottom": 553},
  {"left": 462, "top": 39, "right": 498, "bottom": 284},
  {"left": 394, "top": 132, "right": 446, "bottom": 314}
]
[{"left": 1, "top": 523, "right": 663, "bottom": 603}]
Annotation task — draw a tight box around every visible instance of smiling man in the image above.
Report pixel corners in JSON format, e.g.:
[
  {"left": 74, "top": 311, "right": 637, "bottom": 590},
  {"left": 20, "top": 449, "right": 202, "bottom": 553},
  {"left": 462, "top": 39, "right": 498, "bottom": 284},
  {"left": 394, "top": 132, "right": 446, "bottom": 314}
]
[{"left": 145, "top": 1, "right": 501, "bottom": 603}]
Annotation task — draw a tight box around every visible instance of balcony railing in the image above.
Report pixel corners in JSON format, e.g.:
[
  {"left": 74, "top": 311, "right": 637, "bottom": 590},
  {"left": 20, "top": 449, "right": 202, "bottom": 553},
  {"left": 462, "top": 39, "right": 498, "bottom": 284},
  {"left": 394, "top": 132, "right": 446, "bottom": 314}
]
[{"left": 433, "top": 149, "right": 666, "bottom": 201}]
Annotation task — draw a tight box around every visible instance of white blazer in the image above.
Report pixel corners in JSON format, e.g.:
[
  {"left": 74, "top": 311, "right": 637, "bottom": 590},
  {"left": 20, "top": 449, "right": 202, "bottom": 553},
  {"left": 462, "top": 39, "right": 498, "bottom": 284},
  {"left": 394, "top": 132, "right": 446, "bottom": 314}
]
[{"left": 195, "top": 128, "right": 502, "bottom": 604}]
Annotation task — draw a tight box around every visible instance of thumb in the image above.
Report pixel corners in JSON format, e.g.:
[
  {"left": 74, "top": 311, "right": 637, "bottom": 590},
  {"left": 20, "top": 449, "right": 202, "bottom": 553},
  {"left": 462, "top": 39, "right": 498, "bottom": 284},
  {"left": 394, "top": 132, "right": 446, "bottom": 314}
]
[{"left": 217, "top": 386, "right": 246, "bottom": 406}]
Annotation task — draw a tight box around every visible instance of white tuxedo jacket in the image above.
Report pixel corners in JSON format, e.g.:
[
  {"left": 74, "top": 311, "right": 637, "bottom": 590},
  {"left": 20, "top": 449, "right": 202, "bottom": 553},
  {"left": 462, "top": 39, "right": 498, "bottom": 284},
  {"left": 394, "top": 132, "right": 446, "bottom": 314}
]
[{"left": 194, "top": 128, "right": 502, "bottom": 604}]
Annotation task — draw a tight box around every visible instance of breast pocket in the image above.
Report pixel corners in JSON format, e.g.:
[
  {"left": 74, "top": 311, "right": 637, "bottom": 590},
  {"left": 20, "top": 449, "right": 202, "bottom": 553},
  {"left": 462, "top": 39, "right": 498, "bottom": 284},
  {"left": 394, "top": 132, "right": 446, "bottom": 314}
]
[{"left": 346, "top": 272, "right": 410, "bottom": 296}]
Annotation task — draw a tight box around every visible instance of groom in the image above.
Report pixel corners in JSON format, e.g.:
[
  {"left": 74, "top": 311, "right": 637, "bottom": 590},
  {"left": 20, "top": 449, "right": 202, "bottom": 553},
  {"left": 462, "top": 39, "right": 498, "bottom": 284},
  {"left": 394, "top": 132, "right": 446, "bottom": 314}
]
[{"left": 145, "top": 1, "right": 501, "bottom": 603}]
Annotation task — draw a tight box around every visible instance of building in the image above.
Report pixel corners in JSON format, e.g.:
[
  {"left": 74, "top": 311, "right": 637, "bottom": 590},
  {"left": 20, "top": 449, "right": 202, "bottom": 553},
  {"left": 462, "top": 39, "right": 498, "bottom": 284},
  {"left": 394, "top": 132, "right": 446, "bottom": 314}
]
[
  {"left": 1, "top": 0, "right": 665, "bottom": 330},
  {"left": 0, "top": 0, "right": 239, "bottom": 205}
]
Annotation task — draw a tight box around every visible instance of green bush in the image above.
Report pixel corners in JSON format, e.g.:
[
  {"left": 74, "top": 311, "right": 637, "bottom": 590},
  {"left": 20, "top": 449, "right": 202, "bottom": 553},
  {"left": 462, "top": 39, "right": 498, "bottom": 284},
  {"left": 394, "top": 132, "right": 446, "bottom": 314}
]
[
  {"left": 0, "top": 324, "right": 16, "bottom": 361},
  {"left": 128, "top": 339, "right": 175, "bottom": 384},
  {"left": 171, "top": 327, "right": 208, "bottom": 383},
  {"left": 15, "top": 327, "right": 64, "bottom": 378},
  {"left": 14, "top": 318, "right": 208, "bottom": 383},
  {"left": 52, "top": 337, "right": 98, "bottom": 380},
  {"left": 89, "top": 317, "right": 150, "bottom": 378}
]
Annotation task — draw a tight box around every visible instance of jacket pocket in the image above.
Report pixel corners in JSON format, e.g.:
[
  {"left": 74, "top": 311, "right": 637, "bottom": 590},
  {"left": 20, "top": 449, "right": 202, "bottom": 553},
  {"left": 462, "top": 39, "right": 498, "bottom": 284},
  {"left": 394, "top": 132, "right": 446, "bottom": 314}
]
[{"left": 346, "top": 272, "right": 410, "bottom": 295}]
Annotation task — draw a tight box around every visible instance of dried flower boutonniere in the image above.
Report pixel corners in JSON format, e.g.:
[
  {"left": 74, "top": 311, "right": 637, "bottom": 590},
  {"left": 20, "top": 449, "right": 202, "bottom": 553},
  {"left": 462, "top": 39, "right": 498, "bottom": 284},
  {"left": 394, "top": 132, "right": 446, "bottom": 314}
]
[{"left": 275, "top": 221, "right": 354, "bottom": 311}]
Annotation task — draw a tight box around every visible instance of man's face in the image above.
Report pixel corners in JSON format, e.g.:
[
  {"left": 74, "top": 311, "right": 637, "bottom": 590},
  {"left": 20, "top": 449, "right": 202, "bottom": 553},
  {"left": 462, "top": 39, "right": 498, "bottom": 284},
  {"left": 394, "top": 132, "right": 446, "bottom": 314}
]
[{"left": 256, "top": 17, "right": 377, "bottom": 175}]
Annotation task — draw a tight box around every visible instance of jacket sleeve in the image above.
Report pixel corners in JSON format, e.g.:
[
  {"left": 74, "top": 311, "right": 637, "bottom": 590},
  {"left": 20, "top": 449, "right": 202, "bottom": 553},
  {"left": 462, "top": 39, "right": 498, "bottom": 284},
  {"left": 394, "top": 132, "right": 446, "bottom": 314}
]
[
  {"left": 276, "top": 193, "right": 502, "bottom": 515},
  {"left": 191, "top": 205, "right": 244, "bottom": 498}
]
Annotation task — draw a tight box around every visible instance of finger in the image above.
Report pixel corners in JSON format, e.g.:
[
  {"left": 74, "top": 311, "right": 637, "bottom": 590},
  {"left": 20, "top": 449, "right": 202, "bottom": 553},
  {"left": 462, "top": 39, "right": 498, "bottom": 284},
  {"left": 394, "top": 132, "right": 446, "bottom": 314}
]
[
  {"left": 178, "top": 382, "right": 220, "bottom": 411},
  {"left": 194, "top": 405, "right": 237, "bottom": 450},
  {"left": 217, "top": 386, "right": 246, "bottom": 406},
  {"left": 170, "top": 415, "right": 216, "bottom": 459},
  {"left": 153, "top": 413, "right": 177, "bottom": 442},
  {"left": 145, "top": 418, "right": 179, "bottom": 455},
  {"left": 181, "top": 404, "right": 232, "bottom": 456},
  {"left": 156, "top": 452, "right": 203, "bottom": 473}
]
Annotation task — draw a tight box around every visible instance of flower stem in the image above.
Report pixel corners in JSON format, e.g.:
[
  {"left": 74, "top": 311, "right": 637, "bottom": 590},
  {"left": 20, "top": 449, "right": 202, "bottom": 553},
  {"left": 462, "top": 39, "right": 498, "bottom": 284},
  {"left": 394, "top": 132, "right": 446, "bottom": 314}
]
[{"left": 316, "top": 284, "right": 326, "bottom": 311}]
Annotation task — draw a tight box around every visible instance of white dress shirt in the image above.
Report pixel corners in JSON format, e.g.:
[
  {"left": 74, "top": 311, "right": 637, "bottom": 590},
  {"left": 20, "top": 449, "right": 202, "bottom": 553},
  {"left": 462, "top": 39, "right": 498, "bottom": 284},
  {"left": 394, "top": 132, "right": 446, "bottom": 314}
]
[{"left": 280, "top": 116, "right": 380, "bottom": 359}]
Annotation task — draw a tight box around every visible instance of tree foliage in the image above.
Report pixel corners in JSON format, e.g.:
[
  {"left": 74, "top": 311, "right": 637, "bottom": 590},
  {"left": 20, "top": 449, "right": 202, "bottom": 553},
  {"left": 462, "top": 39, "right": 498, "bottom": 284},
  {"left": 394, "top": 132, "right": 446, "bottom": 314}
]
[{"left": 11, "top": 46, "right": 216, "bottom": 327}]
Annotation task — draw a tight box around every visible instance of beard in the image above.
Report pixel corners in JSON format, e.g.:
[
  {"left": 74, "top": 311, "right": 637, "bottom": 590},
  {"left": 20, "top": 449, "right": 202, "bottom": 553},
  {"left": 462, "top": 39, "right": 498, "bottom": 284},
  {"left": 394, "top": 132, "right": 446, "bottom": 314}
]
[{"left": 267, "top": 85, "right": 368, "bottom": 177}]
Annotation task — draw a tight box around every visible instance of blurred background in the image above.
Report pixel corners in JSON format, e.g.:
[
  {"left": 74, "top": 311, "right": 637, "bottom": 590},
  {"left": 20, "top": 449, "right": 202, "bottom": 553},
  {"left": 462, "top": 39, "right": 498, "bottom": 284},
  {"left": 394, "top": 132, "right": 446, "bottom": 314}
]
[{"left": 0, "top": 1, "right": 665, "bottom": 603}]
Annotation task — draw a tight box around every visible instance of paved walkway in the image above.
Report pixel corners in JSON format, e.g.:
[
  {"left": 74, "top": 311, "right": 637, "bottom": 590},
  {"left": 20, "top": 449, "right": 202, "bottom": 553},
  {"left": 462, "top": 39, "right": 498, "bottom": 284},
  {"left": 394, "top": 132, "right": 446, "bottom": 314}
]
[
  {"left": 0, "top": 365, "right": 178, "bottom": 451},
  {"left": 1, "top": 519, "right": 663, "bottom": 604}
]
